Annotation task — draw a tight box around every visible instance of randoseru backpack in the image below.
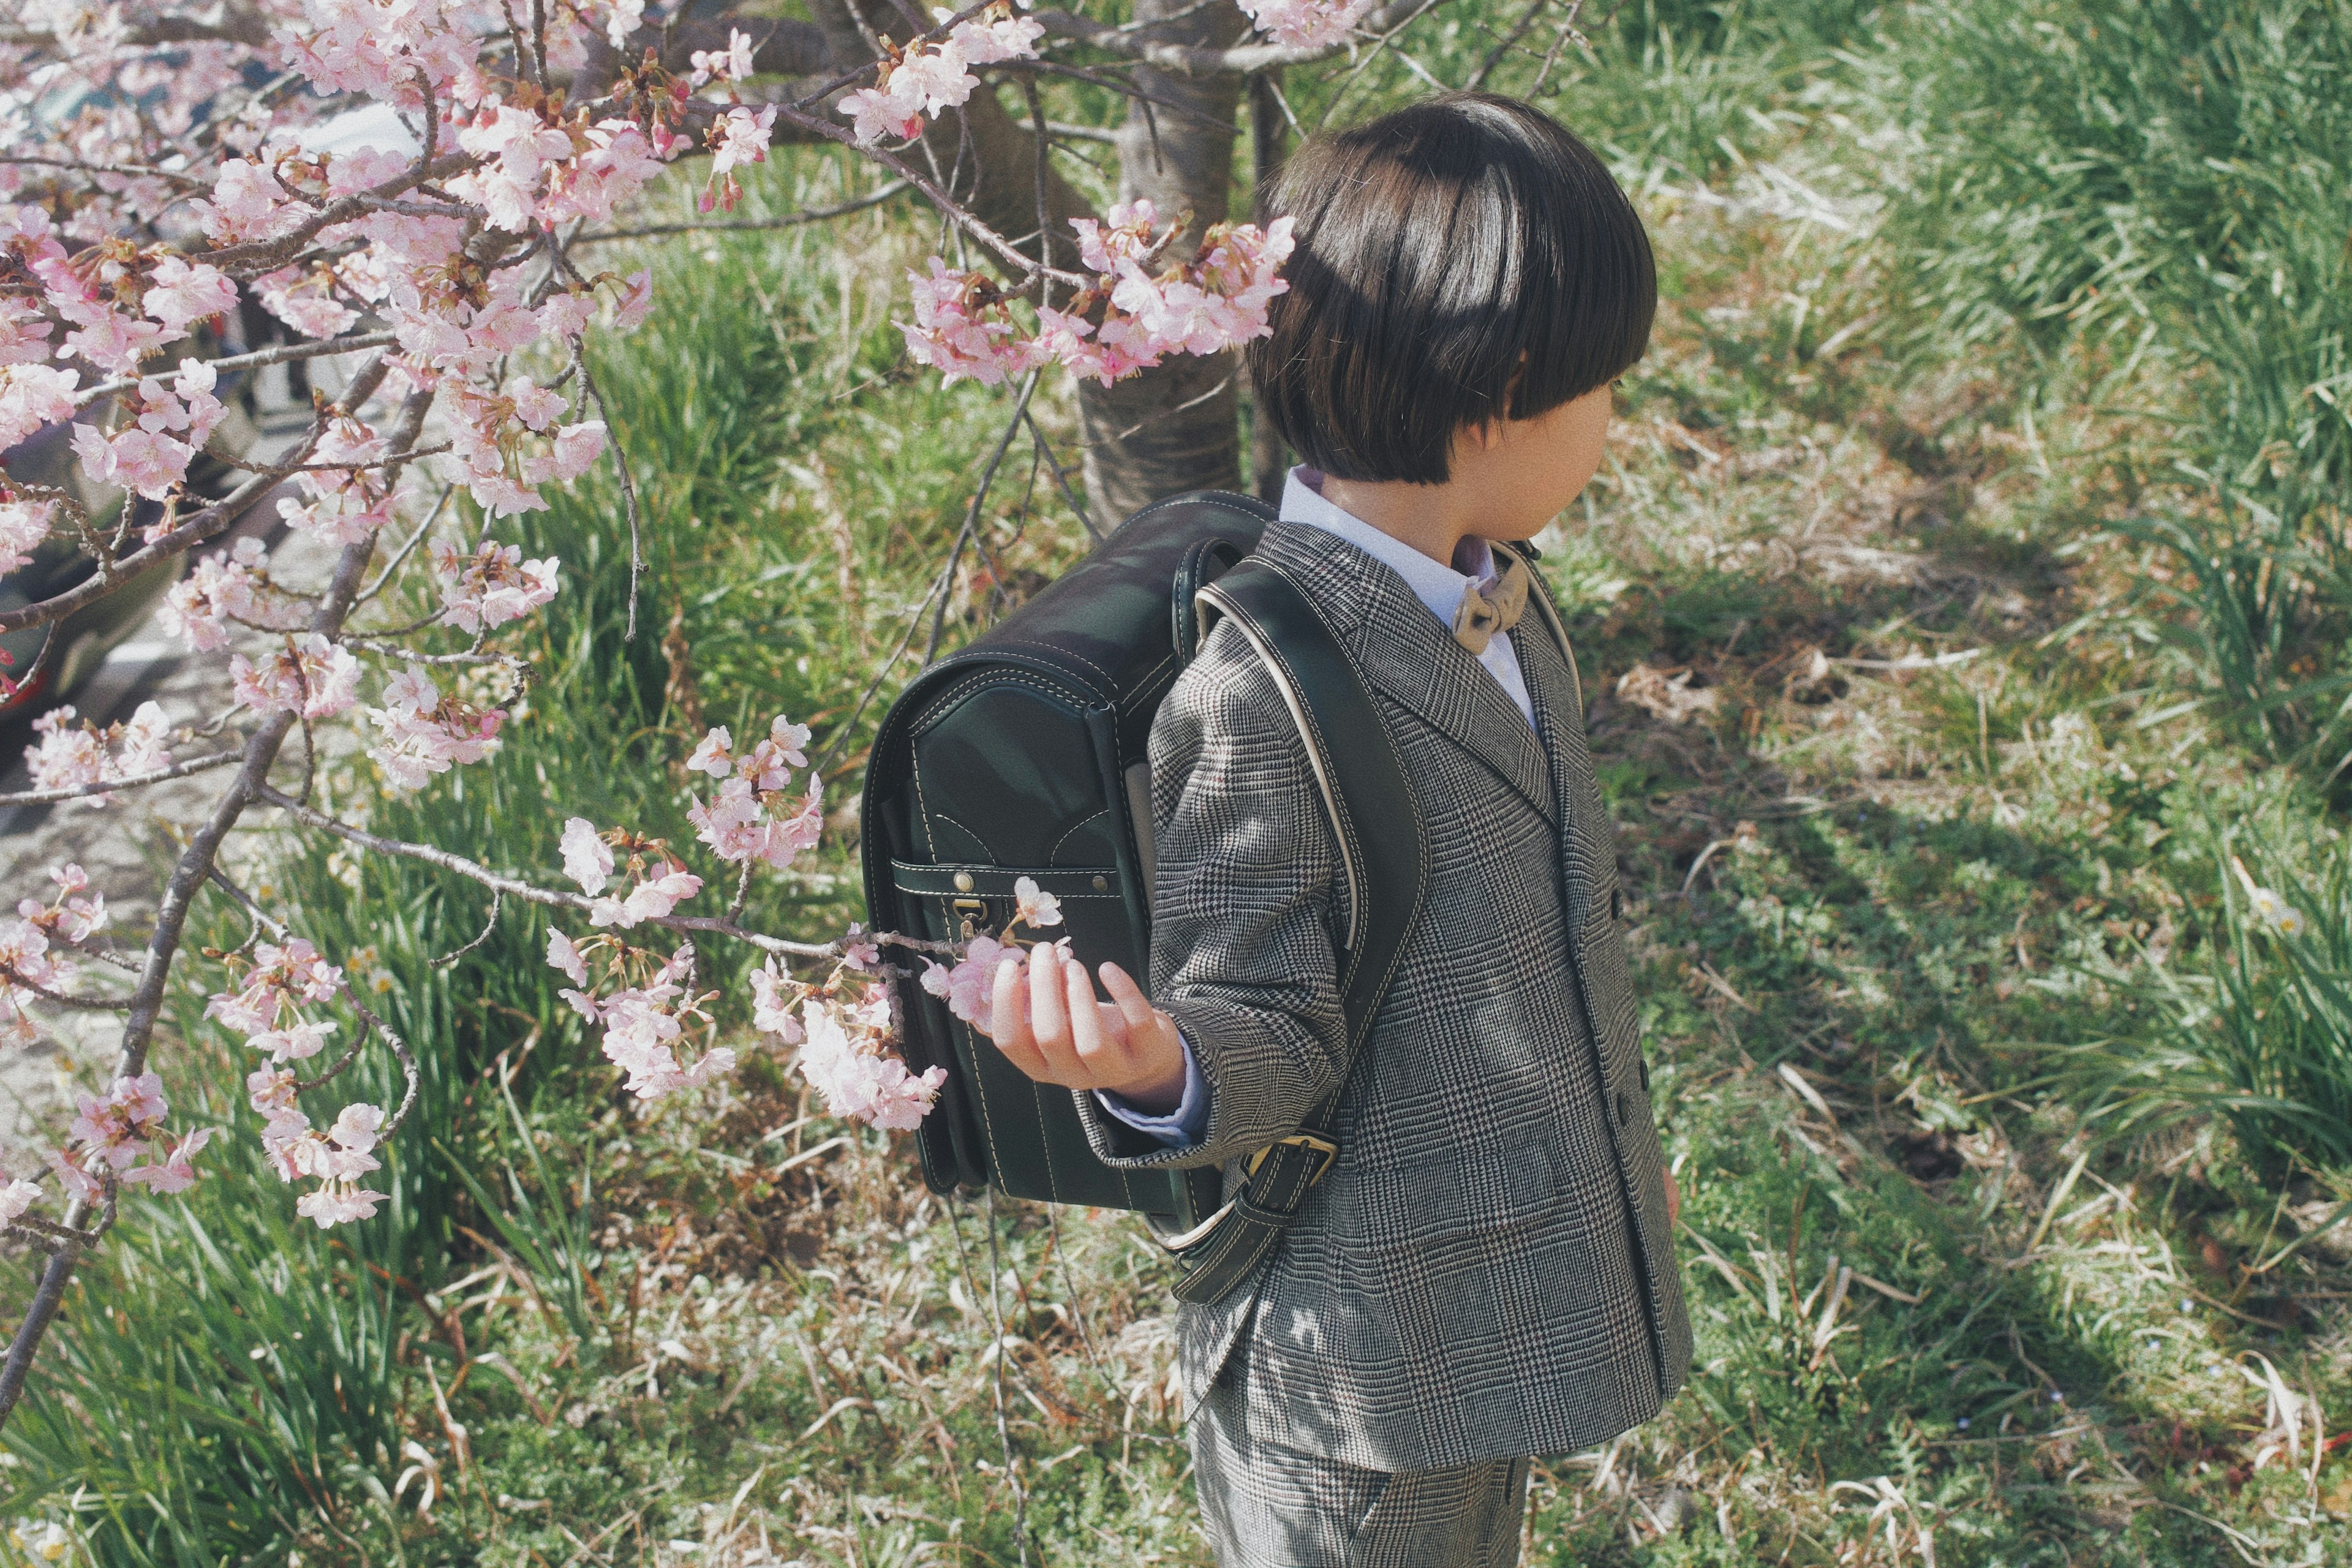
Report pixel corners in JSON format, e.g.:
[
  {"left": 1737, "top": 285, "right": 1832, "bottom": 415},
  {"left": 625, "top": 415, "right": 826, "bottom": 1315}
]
[{"left": 859, "top": 490, "right": 1428, "bottom": 1303}]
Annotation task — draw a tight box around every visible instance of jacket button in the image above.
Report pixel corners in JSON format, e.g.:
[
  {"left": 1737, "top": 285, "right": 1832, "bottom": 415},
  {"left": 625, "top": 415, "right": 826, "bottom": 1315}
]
[
  {"left": 1615, "top": 1090, "right": 1631, "bottom": 1127},
  {"left": 1638, "top": 1058, "right": 1651, "bottom": 1091},
  {"left": 1610, "top": 887, "right": 1624, "bottom": 921}
]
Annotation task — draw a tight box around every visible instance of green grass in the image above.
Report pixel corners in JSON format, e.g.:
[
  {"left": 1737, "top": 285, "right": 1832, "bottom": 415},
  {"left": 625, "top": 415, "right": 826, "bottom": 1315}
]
[{"left": 8, "top": 1, "right": 2352, "bottom": 1562}]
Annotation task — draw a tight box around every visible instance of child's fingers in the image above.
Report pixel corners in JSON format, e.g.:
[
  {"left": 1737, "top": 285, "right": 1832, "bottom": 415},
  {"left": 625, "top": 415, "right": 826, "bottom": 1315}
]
[
  {"left": 1026, "top": 942, "right": 1079, "bottom": 1078},
  {"left": 1096, "top": 962, "right": 1159, "bottom": 1035},
  {"left": 987, "top": 956, "right": 1049, "bottom": 1078},
  {"left": 1063, "top": 958, "right": 1125, "bottom": 1066}
]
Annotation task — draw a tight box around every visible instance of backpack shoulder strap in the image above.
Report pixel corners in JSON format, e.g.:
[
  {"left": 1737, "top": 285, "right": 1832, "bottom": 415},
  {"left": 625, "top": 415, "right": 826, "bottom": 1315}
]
[
  {"left": 1161, "top": 558, "right": 1429, "bottom": 1304},
  {"left": 1492, "top": 538, "right": 1583, "bottom": 715}
]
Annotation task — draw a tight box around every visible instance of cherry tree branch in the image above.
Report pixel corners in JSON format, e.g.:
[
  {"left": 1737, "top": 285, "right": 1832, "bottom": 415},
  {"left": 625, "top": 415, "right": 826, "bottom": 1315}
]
[
  {"left": 567, "top": 179, "right": 913, "bottom": 244},
  {"left": 0, "top": 380, "right": 433, "bottom": 1430},
  {"left": 249, "top": 783, "right": 960, "bottom": 961},
  {"left": 1032, "top": 0, "right": 1451, "bottom": 73},
  {"left": 74, "top": 333, "right": 400, "bottom": 410},
  {"left": 203, "top": 868, "right": 424, "bottom": 1137},
  {"left": 0, "top": 750, "right": 251, "bottom": 809},
  {"left": 195, "top": 154, "right": 477, "bottom": 273},
  {"left": 0, "top": 963, "right": 131, "bottom": 1012},
  {"left": 0, "top": 355, "right": 391, "bottom": 637}
]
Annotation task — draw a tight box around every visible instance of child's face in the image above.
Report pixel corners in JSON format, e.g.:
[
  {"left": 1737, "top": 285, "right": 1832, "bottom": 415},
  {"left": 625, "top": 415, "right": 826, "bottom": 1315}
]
[{"left": 1452, "top": 382, "right": 1614, "bottom": 541}]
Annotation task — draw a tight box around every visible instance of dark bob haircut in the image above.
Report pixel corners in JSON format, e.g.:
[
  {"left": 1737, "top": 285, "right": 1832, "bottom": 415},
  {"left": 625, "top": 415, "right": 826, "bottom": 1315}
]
[{"left": 1245, "top": 92, "right": 1654, "bottom": 485}]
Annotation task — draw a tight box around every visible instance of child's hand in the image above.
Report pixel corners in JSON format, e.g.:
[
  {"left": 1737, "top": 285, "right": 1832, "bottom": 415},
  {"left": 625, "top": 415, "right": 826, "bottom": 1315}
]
[
  {"left": 981, "top": 941, "right": 1189, "bottom": 1114},
  {"left": 1665, "top": 1169, "right": 1679, "bottom": 1228}
]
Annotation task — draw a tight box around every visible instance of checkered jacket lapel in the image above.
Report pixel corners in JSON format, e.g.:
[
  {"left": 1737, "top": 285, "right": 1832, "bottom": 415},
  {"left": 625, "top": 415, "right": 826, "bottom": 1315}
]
[{"left": 1253, "top": 521, "right": 1558, "bottom": 826}]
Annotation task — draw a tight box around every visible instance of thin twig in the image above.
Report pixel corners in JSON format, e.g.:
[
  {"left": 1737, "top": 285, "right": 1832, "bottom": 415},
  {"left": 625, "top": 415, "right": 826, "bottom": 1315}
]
[
  {"left": 251, "top": 783, "right": 960, "bottom": 960},
  {"left": 980, "top": 1189, "right": 1034, "bottom": 1568},
  {"left": 430, "top": 889, "right": 505, "bottom": 969},
  {"left": 0, "top": 749, "right": 246, "bottom": 807},
  {"left": 569, "top": 180, "right": 913, "bottom": 245},
  {"left": 74, "top": 332, "right": 400, "bottom": 409}
]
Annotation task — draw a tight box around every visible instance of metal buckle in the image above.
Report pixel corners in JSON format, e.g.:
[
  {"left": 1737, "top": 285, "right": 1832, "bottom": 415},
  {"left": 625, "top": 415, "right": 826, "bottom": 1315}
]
[{"left": 1246, "top": 1133, "right": 1338, "bottom": 1187}]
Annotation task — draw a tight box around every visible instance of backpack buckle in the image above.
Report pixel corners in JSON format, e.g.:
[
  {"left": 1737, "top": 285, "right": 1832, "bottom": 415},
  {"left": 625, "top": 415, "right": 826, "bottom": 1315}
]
[{"left": 1246, "top": 1133, "right": 1338, "bottom": 1187}]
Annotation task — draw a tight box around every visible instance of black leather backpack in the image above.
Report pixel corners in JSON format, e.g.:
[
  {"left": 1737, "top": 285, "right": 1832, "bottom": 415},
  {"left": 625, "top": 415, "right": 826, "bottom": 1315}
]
[{"left": 859, "top": 490, "right": 1426, "bottom": 1301}]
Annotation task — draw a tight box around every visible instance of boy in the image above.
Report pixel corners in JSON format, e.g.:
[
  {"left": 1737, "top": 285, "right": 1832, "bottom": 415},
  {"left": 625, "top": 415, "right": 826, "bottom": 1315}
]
[{"left": 980, "top": 92, "right": 1691, "bottom": 1567}]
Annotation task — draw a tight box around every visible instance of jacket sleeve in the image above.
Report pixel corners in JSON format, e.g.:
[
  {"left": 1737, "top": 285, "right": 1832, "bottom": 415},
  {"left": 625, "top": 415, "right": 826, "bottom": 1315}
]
[{"left": 1070, "top": 617, "right": 1348, "bottom": 1171}]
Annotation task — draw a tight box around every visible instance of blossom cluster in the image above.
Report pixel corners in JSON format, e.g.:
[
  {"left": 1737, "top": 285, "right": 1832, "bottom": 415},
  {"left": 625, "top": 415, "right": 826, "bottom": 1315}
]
[
  {"left": 365, "top": 665, "right": 507, "bottom": 792},
  {"left": 203, "top": 939, "right": 390, "bottom": 1226},
  {"left": 0, "top": 864, "right": 105, "bottom": 1045},
  {"left": 249, "top": 1073, "right": 391, "bottom": 1229},
  {"left": 839, "top": 3, "right": 1046, "bottom": 146},
  {"left": 1238, "top": 0, "right": 1381, "bottom": 49},
  {"left": 159, "top": 537, "right": 303, "bottom": 652},
  {"left": 23, "top": 701, "right": 173, "bottom": 806},
  {"left": 684, "top": 717, "right": 824, "bottom": 870},
  {"left": 230, "top": 634, "right": 363, "bottom": 720},
  {"left": 0, "top": 868, "right": 215, "bottom": 1225},
  {"left": 918, "top": 873, "right": 1063, "bottom": 1033},
  {"left": 793, "top": 985, "right": 947, "bottom": 1131},
  {"left": 547, "top": 930, "right": 737, "bottom": 1099},
  {"left": 0, "top": 486, "right": 53, "bottom": 578},
  {"left": 902, "top": 202, "right": 1296, "bottom": 388},
  {"left": 432, "top": 540, "right": 562, "bottom": 636},
  {"left": 48, "top": 1072, "right": 214, "bottom": 1202},
  {"left": 537, "top": 713, "right": 944, "bottom": 1125}
]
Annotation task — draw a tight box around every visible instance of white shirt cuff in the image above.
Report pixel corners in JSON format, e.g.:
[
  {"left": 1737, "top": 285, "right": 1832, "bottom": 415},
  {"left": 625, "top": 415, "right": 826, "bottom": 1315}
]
[{"left": 1093, "top": 1033, "right": 1208, "bottom": 1148}]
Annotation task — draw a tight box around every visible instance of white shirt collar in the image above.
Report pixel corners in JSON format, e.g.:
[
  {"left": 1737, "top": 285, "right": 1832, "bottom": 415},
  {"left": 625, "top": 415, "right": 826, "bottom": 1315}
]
[{"left": 1278, "top": 466, "right": 1499, "bottom": 631}]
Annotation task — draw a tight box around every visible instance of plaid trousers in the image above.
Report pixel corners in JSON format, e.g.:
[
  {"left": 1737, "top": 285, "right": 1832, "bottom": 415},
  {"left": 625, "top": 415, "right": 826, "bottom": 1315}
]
[{"left": 1191, "top": 1346, "right": 1530, "bottom": 1568}]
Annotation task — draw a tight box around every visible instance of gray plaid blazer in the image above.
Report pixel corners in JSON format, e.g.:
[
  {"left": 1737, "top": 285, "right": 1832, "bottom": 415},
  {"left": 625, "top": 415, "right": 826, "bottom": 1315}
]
[{"left": 1073, "top": 518, "right": 1692, "bottom": 1472}]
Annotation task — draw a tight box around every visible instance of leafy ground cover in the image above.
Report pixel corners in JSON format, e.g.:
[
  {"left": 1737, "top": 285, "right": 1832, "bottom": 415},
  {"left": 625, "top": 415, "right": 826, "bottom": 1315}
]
[{"left": 7, "top": 1, "right": 2352, "bottom": 1563}]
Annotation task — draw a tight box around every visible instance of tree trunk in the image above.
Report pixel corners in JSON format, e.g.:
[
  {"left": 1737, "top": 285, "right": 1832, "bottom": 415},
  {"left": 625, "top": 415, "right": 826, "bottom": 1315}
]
[
  {"left": 1076, "top": 0, "right": 1250, "bottom": 521},
  {"left": 801, "top": 0, "right": 1251, "bottom": 524},
  {"left": 1246, "top": 69, "right": 1291, "bottom": 502}
]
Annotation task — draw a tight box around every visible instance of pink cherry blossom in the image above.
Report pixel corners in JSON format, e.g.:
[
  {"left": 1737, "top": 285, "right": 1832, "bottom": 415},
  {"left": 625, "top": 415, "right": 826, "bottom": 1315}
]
[
  {"left": 123, "top": 1126, "right": 214, "bottom": 1193},
  {"left": 796, "top": 998, "right": 944, "bottom": 1130},
  {"left": 840, "top": 87, "right": 922, "bottom": 146},
  {"left": 61, "top": 307, "right": 168, "bottom": 375},
  {"left": 24, "top": 699, "right": 175, "bottom": 806},
  {"left": 587, "top": 865, "right": 704, "bottom": 929},
  {"left": 0, "top": 364, "right": 80, "bottom": 450},
  {"left": 1237, "top": 0, "right": 1378, "bottom": 48},
  {"left": 206, "top": 938, "right": 341, "bottom": 1047},
  {"left": 900, "top": 260, "right": 1049, "bottom": 386},
  {"left": 17, "top": 863, "right": 108, "bottom": 945},
  {"left": 230, "top": 635, "right": 361, "bottom": 719},
  {"left": 750, "top": 957, "right": 804, "bottom": 1042},
  {"left": 431, "top": 540, "right": 560, "bottom": 633},
  {"left": 160, "top": 537, "right": 286, "bottom": 651},
  {"left": 701, "top": 104, "right": 777, "bottom": 213},
  {"left": 142, "top": 255, "right": 238, "bottom": 334},
  {"left": 365, "top": 665, "right": 504, "bottom": 791},
  {"left": 0, "top": 1178, "right": 41, "bottom": 1224},
  {"left": 1012, "top": 875, "right": 1062, "bottom": 929},
  {"left": 612, "top": 269, "right": 655, "bottom": 331},
  {"left": 559, "top": 818, "right": 614, "bottom": 894},
  {"left": 257, "top": 265, "right": 362, "bottom": 338},
  {"left": 0, "top": 492, "right": 53, "bottom": 576},
  {"left": 295, "top": 1184, "right": 388, "bottom": 1227},
  {"left": 686, "top": 726, "right": 734, "bottom": 777},
  {"left": 546, "top": 927, "right": 589, "bottom": 986},
  {"left": 69, "top": 1072, "right": 169, "bottom": 1170},
  {"left": 947, "top": 5, "right": 1047, "bottom": 64},
  {"left": 690, "top": 28, "right": 757, "bottom": 85},
  {"left": 921, "top": 932, "right": 1024, "bottom": 1033}
]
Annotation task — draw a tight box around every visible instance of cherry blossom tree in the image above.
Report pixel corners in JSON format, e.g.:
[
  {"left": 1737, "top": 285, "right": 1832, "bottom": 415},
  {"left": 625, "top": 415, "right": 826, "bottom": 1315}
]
[{"left": 0, "top": 0, "right": 1566, "bottom": 1428}]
